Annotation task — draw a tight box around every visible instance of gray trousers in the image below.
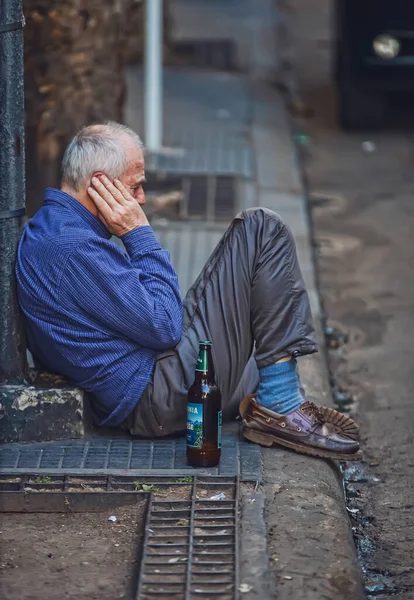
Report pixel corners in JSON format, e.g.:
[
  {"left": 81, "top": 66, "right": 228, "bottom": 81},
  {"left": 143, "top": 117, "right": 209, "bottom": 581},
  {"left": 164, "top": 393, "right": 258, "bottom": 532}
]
[{"left": 124, "top": 208, "right": 317, "bottom": 437}]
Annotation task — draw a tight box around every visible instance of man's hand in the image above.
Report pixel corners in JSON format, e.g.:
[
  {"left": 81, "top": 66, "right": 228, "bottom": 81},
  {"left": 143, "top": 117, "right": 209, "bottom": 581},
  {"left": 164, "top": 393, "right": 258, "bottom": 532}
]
[{"left": 88, "top": 175, "right": 149, "bottom": 237}]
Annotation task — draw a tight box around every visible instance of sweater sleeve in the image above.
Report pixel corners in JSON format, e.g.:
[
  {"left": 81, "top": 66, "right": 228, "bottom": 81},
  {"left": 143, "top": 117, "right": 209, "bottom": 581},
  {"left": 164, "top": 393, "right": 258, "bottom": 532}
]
[{"left": 59, "top": 227, "right": 183, "bottom": 350}]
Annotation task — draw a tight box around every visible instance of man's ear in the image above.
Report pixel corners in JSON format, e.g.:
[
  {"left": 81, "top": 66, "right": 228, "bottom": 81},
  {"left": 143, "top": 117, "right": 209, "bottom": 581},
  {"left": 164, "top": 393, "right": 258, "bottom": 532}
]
[{"left": 91, "top": 171, "right": 105, "bottom": 182}]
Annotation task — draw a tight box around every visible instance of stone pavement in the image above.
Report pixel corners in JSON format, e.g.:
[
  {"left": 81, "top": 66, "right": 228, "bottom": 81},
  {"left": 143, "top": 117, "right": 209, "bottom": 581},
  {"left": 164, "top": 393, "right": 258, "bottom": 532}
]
[{"left": 123, "top": 0, "right": 366, "bottom": 597}]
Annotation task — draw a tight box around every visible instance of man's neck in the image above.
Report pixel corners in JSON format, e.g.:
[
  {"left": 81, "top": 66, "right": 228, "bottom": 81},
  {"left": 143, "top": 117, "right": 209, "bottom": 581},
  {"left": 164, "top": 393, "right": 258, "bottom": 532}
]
[{"left": 61, "top": 183, "right": 98, "bottom": 216}]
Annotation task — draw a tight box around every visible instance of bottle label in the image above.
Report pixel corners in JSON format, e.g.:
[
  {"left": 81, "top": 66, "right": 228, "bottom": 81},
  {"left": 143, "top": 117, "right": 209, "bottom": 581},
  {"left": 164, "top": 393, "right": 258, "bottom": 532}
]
[
  {"left": 187, "top": 402, "right": 203, "bottom": 449},
  {"left": 217, "top": 410, "right": 222, "bottom": 449},
  {"left": 196, "top": 349, "right": 208, "bottom": 372}
]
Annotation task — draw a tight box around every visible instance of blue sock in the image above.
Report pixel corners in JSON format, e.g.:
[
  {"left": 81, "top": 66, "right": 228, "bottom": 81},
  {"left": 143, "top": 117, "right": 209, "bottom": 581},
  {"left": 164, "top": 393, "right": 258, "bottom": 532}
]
[{"left": 256, "top": 359, "right": 304, "bottom": 415}]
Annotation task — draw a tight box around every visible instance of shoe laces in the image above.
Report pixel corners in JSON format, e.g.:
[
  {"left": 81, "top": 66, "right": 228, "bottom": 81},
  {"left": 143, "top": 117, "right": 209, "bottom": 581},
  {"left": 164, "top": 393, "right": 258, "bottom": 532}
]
[{"left": 300, "top": 401, "right": 325, "bottom": 425}]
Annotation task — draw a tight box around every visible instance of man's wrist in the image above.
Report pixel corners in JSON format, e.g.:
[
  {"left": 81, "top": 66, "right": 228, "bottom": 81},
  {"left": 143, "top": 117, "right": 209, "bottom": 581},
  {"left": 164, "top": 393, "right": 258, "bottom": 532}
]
[{"left": 121, "top": 226, "right": 162, "bottom": 259}]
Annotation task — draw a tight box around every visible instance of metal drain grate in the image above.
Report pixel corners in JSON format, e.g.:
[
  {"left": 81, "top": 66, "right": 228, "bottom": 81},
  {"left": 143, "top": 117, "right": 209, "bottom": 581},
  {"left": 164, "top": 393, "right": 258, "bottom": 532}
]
[
  {"left": 138, "top": 476, "right": 239, "bottom": 599},
  {"left": 0, "top": 473, "right": 150, "bottom": 511},
  {"left": 172, "top": 40, "right": 237, "bottom": 71},
  {"left": 0, "top": 427, "right": 262, "bottom": 481},
  {"left": 214, "top": 176, "right": 238, "bottom": 220},
  {"left": 185, "top": 175, "right": 236, "bottom": 221},
  {"left": 146, "top": 173, "right": 237, "bottom": 222}
]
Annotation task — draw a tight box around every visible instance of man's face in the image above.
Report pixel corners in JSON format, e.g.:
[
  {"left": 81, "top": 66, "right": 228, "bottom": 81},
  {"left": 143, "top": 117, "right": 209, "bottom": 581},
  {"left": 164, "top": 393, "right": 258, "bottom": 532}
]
[{"left": 119, "top": 143, "right": 146, "bottom": 205}]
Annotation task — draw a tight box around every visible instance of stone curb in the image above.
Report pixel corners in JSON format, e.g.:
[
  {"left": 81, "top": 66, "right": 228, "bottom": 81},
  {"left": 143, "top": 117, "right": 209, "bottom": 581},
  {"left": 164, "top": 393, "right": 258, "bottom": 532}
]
[{"left": 0, "top": 383, "right": 85, "bottom": 443}]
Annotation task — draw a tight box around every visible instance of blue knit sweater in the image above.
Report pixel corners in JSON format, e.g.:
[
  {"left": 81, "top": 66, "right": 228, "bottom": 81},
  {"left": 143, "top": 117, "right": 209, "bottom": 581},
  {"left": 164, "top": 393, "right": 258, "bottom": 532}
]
[{"left": 15, "top": 188, "right": 183, "bottom": 426}]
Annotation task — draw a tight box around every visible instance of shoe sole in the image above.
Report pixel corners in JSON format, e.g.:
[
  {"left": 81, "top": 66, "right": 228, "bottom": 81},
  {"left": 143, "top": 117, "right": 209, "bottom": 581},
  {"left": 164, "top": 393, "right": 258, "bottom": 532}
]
[{"left": 242, "top": 426, "right": 362, "bottom": 461}]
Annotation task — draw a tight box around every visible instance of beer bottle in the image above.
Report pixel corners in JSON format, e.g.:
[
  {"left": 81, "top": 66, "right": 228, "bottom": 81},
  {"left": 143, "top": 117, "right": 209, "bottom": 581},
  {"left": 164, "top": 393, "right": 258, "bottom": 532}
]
[{"left": 187, "top": 341, "right": 222, "bottom": 468}]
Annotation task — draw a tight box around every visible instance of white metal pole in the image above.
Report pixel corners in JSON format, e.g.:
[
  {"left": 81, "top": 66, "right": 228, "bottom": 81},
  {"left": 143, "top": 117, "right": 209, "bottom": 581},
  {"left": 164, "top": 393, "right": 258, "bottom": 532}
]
[{"left": 144, "top": 0, "right": 163, "bottom": 151}]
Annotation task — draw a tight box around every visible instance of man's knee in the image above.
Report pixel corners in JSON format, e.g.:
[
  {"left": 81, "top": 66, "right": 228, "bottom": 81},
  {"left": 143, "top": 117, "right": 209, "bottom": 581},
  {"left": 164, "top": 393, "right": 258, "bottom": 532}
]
[
  {"left": 234, "top": 208, "right": 299, "bottom": 257},
  {"left": 235, "top": 207, "right": 284, "bottom": 224}
]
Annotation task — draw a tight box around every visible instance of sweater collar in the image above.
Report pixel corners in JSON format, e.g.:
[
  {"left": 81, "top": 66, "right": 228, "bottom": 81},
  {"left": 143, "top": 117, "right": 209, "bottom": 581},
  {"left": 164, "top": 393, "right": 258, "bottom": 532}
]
[{"left": 43, "top": 188, "right": 111, "bottom": 239}]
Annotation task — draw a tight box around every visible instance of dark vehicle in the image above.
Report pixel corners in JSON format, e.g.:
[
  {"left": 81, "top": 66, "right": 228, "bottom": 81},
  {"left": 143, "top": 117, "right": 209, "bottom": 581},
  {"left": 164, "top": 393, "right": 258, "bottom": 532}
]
[
  {"left": 334, "top": 0, "right": 414, "bottom": 129},
  {"left": 186, "top": 341, "right": 222, "bottom": 468}
]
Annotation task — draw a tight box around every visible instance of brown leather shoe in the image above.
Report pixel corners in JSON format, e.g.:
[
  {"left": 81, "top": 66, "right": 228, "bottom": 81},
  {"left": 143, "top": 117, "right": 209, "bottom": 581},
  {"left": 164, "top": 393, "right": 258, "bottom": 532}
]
[{"left": 239, "top": 395, "right": 362, "bottom": 461}]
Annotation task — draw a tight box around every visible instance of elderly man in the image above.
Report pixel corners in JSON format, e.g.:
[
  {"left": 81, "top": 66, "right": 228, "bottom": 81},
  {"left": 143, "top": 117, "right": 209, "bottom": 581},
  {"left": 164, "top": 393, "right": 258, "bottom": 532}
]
[{"left": 16, "top": 122, "right": 360, "bottom": 460}]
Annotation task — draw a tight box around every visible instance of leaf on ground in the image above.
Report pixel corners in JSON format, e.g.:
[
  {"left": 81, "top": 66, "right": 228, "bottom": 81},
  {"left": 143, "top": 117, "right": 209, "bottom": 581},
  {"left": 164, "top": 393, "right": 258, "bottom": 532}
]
[
  {"left": 176, "top": 519, "right": 189, "bottom": 526},
  {"left": 142, "top": 484, "right": 159, "bottom": 492}
]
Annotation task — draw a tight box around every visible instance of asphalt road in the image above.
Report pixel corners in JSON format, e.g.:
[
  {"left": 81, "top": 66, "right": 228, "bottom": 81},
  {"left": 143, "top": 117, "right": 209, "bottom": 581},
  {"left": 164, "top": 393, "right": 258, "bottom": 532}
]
[{"left": 286, "top": 0, "right": 414, "bottom": 597}]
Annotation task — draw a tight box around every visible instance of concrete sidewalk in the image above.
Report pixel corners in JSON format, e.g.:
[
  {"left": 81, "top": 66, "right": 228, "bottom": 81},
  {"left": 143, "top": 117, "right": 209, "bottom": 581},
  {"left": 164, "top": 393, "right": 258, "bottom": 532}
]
[{"left": 124, "top": 0, "right": 366, "bottom": 597}]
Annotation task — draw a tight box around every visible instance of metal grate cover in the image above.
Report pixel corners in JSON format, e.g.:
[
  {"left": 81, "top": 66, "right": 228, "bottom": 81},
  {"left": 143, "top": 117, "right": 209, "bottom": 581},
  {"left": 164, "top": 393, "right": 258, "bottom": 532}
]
[
  {"left": 0, "top": 427, "right": 262, "bottom": 481},
  {"left": 138, "top": 476, "right": 239, "bottom": 599}
]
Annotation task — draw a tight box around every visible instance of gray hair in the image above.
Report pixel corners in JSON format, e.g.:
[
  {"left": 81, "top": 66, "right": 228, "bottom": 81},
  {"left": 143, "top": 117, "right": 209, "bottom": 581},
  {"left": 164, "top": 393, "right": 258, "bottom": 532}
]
[{"left": 61, "top": 121, "right": 144, "bottom": 191}]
